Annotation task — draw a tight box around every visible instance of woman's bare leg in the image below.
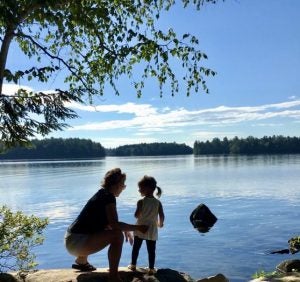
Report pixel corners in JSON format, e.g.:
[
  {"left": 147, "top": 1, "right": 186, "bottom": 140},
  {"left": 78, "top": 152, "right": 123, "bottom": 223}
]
[
  {"left": 75, "top": 229, "right": 124, "bottom": 280},
  {"left": 107, "top": 230, "right": 123, "bottom": 279},
  {"left": 75, "top": 256, "right": 88, "bottom": 265}
]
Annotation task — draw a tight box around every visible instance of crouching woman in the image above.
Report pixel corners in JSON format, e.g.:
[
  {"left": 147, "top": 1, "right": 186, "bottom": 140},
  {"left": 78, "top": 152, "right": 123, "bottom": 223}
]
[{"left": 64, "top": 168, "right": 148, "bottom": 282}]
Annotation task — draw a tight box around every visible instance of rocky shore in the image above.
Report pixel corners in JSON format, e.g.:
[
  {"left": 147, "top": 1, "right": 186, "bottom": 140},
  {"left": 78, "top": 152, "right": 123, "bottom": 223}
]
[
  {"left": 250, "top": 259, "right": 300, "bottom": 282},
  {"left": 1, "top": 261, "right": 300, "bottom": 282},
  {"left": 250, "top": 273, "right": 300, "bottom": 282},
  {"left": 0, "top": 267, "right": 229, "bottom": 282}
]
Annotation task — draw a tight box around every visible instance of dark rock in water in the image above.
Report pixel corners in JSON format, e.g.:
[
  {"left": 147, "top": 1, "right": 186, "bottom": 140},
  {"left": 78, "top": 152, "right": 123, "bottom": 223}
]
[
  {"left": 268, "top": 236, "right": 300, "bottom": 256},
  {"left": 269, "top": 249, "right": 290, "bottom": 254},
  {"left": 190, "top": 204, "right": 217, "bottom": 233},
  {"left": 288, "top": 236, "right": 300, "bottom": 254},
  {"left": 276, "top": 259, "right": 300, "bottom": 273}
]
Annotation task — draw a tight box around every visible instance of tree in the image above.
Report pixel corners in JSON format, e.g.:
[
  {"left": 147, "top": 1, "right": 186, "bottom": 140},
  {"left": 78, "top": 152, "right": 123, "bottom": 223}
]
[
  {"left": 0, "top": 0, "right": 217, "bottom": 149},
  {"left": 0, "top": 205, "right": 48, "bottom": 272},
  {"left": 0, "top": 137, "right": 106, "bottom": 159}
]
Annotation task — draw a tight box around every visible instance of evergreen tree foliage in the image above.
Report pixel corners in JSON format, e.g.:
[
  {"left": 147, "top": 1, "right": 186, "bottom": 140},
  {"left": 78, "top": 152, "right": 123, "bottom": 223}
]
[
  {"left": 0, "top": 137, "right": 105, "bottom": 159},
  {"left": 0, "top": 0, "right": 218, "bottom": 149},
  {"left": 194, "top": 135, "right": 300, "bottom": 155},
  {"left": 113, "top": 142, "right": 193, "bottom": 156}
]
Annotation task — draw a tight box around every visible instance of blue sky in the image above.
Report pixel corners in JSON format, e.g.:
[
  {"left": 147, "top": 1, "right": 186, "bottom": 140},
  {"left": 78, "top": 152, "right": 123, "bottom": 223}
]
[{"left": 4, "top": 0, "right": 300, "bottom": 148}]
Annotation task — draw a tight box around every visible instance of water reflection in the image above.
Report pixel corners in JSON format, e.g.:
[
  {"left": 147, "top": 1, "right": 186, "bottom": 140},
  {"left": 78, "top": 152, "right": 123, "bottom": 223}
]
[
  {"left": 1, "top": 155, "right": 300, "bottom": 281},
  {"left": 192, "top": 154, "right": 300, "bottom": 201}
]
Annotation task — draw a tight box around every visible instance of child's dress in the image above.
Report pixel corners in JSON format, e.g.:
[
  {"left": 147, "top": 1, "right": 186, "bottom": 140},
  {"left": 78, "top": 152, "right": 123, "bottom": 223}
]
[{"left": 134, "top": 197, "right": 160, "bottom": 240}]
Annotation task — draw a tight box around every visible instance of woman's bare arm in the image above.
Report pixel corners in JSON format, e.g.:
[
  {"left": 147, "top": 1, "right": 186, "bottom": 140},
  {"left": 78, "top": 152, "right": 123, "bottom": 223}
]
[{"left": 106, "top": 203, "right": 148, "bottom": 233}]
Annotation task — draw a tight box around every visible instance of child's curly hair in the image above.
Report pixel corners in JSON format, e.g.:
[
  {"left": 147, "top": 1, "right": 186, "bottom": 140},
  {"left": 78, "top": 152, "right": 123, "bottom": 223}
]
[
  {"left": 102, "top": 168, "right": 126, "bottom": 189},
  {"left": 138, "top": 175, "right": 162, "bottom": 197}
]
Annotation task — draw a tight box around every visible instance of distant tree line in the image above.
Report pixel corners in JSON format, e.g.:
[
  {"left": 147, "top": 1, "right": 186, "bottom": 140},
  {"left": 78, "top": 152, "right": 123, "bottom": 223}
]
[
  {"left": 0, "top": 139, "right": 193, "bottom": 159},
  {"left": 109, "top": 142, "right": 193, "bottom": 156},
  {"left": 2, "top": 136, "right": 299, "bottom": 160},
  {"left": 194, "top": 136, "right": 300, "bottom": 155},
  {"left": 0, "top": 138, "right": 106, "bottom": 160}
]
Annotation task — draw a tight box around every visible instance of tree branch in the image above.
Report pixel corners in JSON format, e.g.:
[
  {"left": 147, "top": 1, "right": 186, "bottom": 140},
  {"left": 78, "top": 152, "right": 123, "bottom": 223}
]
[{"left": 14, "top": 31, "right": 95, "bottom": 94}]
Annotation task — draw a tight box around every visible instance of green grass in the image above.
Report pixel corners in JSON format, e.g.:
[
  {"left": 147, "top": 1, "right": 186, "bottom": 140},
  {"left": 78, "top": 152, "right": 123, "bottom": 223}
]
[{"left": 252, "top": 269, "right": 278, "bottom": 279}]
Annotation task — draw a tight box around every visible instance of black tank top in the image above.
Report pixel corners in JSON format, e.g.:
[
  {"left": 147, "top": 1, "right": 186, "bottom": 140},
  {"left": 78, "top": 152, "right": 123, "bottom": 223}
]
[{"left": 68, "top": 188, "right": 116, "bottom": 234}]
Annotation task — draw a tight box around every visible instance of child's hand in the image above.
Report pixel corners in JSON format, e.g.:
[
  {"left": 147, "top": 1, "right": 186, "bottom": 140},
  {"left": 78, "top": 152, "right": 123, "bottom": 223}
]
[
  {"left": 124, "top": 231, "right": 134, "bottom": 245},
  {"left": 137, "top": 224, "right": 148, "bottom": 234},
  {"left": 157, "top": 221, "right": 164, "bottom": 228}
]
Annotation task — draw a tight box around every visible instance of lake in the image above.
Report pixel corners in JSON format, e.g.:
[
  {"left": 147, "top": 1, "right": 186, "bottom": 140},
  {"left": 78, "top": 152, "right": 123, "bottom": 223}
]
[{"left": 1, "top": 155, "right": 300, "bottom": 281}]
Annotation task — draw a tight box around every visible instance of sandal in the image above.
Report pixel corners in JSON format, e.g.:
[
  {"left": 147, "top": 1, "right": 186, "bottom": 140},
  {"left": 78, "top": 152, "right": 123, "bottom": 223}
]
[
  {"left": 127, "top": 264, "right": 136, "bottom": 271},
  {"left": 147, "top": 268, "right": 157, "bottom": 275},
  {"left": 72, "top": 262, "right": 96, "bottom": 271}
]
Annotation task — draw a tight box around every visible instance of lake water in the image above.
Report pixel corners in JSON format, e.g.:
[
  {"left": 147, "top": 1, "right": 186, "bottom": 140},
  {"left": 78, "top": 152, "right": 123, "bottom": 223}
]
[{"left": 1, "top": 155, "right": 300, "bottom": 281}]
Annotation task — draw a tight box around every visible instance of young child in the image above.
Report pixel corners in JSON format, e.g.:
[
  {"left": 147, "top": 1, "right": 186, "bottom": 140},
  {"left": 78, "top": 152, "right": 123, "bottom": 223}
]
[{"left": 128, "top": 175, "right": 165, "bottom": 275}]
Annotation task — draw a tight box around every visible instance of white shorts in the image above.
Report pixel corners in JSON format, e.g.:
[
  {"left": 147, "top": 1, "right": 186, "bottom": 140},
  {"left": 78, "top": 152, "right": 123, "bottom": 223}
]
[{"left": 64, "top": 231, "right": 90, "bottom": 257}]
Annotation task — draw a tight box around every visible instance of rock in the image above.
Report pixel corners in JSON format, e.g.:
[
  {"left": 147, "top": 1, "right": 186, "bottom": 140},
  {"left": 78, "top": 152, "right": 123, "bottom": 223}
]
[
  {"left": 0, "top": 267, "right": 199, "bottom": 282},
  {"left": 288, "top": 236, "right": 300, "bottom": 254},
  {"left": 0, "top": 273, "right": 19, "bottom": 282},
  {"left": 197, "top": 273, "right": 229, "bottom": 282},
  {"left": 190, "top": 204, "right": 218, "bottom": 233},
  {"left": 249, "top": 259, "right": 300, "bottom": 282},
  {"left": 276, "top": 259, "right": 300, "bottom": 273},
  {"left": 249, "top": 272, "right": 300, "bottom": 281}
]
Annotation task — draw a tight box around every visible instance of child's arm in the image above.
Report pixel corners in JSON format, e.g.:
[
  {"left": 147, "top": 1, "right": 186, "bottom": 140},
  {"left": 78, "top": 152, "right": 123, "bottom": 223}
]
[
  {"left": 134, "top": 199, "right": 143, "bottom": 218},
  {"left": 158, "top": 202, "right": 165, "bottom": 228}
]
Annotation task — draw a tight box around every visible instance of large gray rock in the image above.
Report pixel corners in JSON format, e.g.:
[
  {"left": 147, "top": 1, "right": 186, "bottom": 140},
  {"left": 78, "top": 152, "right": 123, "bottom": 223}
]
[
  {"left": 276, "top": 259, "right": 300, "bottom": 273},
  {"left": 197, "top": 273, "right": 229, "bottom": 282},
  {"left": 249, "top": 259, "right": 300, "bottom": 281},
  {"left": 0, "top": 267, "right": 197, "bottom": 282}
]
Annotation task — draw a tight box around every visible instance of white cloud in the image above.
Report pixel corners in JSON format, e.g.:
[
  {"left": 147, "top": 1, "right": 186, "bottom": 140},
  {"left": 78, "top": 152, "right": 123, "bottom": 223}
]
[
  {"left": 191, "top": 131, "right": 238, "bottom": 141},
  {"left": 252, "top": 123, "right": 284, "bottom": 127},
  {"left": 66, "top": 101, "right": 157, "bottom": 116},
  {"left": 93, "top": 137, "right": 157, "bottom": 148},
  {"left": 2, "top": 83, "right": 33, "bottom": 95},
  {"left": 68, "top": 99, "right": 300, "bottom": 133},
  {"left": 4, "top": 83, "right": 299, "bottom": 137}
]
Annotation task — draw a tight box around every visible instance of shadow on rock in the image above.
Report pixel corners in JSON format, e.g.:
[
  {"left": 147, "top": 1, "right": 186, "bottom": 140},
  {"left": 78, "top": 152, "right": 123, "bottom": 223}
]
[
  {"left": 156, "top": 269, "right": 190, "bottom": 282},
  {"left": 77, "top": 268, "right": 190, "bottom": 282},
  {"left": 77, "top": 270, "right": 148, "bottom": 282},
  {"left": 0, "top": 273, "right": 19, "bottom": 282}
]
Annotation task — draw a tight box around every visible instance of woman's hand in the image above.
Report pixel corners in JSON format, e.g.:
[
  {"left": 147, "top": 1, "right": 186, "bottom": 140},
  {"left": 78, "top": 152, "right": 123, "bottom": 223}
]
[
  {"left": 124, "top": 231, "right": 134, "bottom": 245},
  {"left": 137, "top": 224, "right": 148, "bottom": 233}
]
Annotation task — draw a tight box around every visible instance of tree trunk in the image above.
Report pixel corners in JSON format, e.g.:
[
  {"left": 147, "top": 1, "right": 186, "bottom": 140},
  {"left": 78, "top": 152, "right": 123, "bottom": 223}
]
[{"left": 0, "top": 29, "right": 14, "bottom": 95}]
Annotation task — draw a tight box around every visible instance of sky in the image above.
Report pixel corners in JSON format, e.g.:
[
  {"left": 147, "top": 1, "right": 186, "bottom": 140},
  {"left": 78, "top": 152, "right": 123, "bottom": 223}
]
[{"left": 3, "top": 0, "right": 300, "bottom": 148}]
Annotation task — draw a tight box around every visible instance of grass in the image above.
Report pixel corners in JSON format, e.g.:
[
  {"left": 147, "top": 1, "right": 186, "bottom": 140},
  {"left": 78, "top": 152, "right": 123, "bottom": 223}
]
[{"left": 252, "top": 269, "right": 278, "bottom": 279}]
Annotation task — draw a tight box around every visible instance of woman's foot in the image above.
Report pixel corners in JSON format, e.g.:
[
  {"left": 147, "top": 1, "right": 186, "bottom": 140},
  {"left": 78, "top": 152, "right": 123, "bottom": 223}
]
[{"left": 72, "top": 262, "right": 96, "bottom": 271}]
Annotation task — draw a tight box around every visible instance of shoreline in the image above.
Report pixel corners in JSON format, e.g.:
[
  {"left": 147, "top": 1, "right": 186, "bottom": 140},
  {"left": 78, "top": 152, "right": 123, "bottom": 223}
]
[
  {"left": 1, "top": 267, "right": 228, "bottom": 282},
  {"left": 1, "top": 266, "right": 300, "bottom": 281}
]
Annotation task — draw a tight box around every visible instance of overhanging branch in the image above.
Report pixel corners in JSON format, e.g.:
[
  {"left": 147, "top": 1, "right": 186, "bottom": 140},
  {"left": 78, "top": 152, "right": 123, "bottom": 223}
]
[{"left": 14, "top": 31, "right": 95, "bottom": 94}]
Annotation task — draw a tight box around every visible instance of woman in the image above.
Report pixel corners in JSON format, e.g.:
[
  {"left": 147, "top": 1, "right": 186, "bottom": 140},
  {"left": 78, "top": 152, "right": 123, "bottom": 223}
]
[{"left": 65, "top": 168, "right": 148, "bottom": 282}]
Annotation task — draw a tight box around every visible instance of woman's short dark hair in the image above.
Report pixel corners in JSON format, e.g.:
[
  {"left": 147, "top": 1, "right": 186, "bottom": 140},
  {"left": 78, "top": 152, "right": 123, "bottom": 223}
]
[{"left": 102, "top": 168, "right": 126, "bottom": 189}]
